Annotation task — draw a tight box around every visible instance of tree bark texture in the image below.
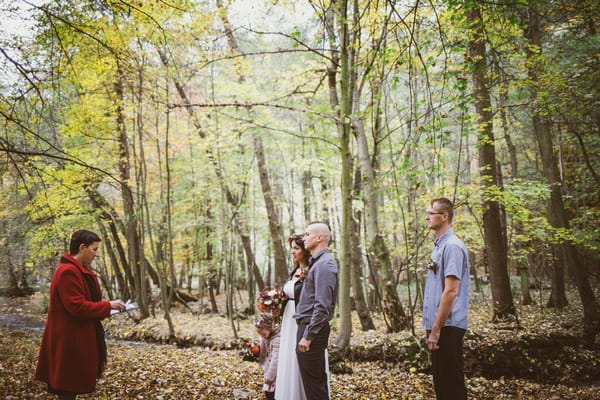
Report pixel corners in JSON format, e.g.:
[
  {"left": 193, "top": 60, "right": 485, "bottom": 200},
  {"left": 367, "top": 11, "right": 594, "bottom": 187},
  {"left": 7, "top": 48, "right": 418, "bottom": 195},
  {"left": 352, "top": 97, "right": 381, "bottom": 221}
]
[
  {"left": 332, "top": 0, "right": 353, "bottom": 348},
  {"left": 467, "top": 4, "right": 516, "bottom": 320},
  {"left": 351, "top": 165, "right": 376, "bottom": 331},
  {"left": 372, "top": 234, "right": 409, "bottom": 331},
  {"left": 254, "top": 137, "right": 288, "bottom": 285},
  {"left": 523, "top": 2, "right": 599, "bottom": 331},
  {"left": 355, "top": 112, "right": 408, "bottom": 331},
  {"left": 97, "top": 224, "right": 129, "bottom": 300},
  {"left": 115, "top": 69, "right": 147, "bottom": 317},
  {"left": 87, "top": 187, "right": 135, "bottom": 300}
]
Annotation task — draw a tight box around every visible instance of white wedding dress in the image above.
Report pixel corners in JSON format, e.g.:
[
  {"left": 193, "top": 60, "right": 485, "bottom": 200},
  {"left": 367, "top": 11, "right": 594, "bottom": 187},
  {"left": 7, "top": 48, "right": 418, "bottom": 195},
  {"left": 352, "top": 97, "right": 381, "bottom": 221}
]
[{"left": 275, "top": 279, "right": 307, "bottom": 400}]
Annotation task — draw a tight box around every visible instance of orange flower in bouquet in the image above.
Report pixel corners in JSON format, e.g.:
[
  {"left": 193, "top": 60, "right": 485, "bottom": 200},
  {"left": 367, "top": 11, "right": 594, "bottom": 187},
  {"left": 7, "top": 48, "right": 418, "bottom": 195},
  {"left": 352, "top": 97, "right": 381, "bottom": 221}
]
[{"left": 240, "top": 342, "right": 260, "bottom": 361}]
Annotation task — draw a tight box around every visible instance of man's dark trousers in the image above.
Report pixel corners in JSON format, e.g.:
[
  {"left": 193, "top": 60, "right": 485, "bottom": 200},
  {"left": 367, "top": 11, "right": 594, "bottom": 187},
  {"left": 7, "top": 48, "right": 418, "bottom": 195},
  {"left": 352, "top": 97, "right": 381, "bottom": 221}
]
[
  {"left": 431, "top": 326, "right": 467, "bottom": 400},
  {"left": 296, "top": 322, "right": 330, "bottom": 400}
]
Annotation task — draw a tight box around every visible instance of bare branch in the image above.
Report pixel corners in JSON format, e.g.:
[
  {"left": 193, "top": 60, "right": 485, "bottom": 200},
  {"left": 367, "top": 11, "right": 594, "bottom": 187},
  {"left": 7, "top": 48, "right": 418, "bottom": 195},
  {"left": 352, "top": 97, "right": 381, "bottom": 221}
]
[
  {"left": 0, "top": 109, "right": 123, "bottom": 184},
  {"left": 168, "top": 101, "right": 338, "bottom": 122},
  {"left": 216, "top": 110, "right": 340, "bottom": 150},
  {"left": 241, "top": 27, "right": 338, "bottom": 65},
  {"left": 195, "top": 49, "right": 333, "bottom": 69},
  {"left": 0, "top": 138, "right": 123, "bottom": 184},
  {"left": 0, "top": 47, "right": 44, "bottom": 103}
]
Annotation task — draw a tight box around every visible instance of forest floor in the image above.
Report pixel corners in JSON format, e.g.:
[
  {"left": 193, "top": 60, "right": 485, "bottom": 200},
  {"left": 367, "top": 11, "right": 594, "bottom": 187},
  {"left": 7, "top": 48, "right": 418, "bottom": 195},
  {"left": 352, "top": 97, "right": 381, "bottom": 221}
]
[{"left": 1, "top": 288, "right": 599, "bottom": 400}]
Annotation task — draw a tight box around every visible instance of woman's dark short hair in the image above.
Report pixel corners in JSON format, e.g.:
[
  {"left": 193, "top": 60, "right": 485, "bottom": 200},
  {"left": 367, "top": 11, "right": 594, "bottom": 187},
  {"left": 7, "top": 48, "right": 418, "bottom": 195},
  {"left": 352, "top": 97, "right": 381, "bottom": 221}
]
[
  {"left": 69, "top": 230, "right": 101, "bottom": 255},
  {"left": 287, "top": 233, "right": 311, "bottom": 268}
]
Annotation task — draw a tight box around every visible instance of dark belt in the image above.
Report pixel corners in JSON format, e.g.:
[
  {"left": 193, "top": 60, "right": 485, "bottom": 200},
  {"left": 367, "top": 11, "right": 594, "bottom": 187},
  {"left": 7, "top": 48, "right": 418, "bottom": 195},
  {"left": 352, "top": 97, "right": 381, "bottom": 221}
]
[{"left": 297, "top": 317, "right": 311, "bottom": 324}]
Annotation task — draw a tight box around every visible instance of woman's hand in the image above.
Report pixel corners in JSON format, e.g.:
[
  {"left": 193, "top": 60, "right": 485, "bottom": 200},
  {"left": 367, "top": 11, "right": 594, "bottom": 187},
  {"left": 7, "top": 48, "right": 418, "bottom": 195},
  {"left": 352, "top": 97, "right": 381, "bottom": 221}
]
[{"left": 109, "top": 299, "right": 126, "bottom": 311}]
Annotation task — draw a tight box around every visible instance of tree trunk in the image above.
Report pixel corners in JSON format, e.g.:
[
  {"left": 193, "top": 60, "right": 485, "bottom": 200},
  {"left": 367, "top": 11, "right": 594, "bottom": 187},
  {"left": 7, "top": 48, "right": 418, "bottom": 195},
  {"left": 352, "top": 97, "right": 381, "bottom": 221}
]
[
  {"left": 467, "top": 4, "right": 516, "bottom": 321},
  {"left": 205, "top": 209, "right": 219, "bottom": 313},
  {"left": 351, "top": 165, "right": 375, "bottom": 331},
  {"left": 240, "top": 233, "right": 266, "bottom": 290},
  {"left": 224, "top": 239, "right": 239, "bottom": 339},
  {"left": 523, "top": 2, "right": 599, "bottom": 332},
  {"left": 96, "top": 254, "right": 114, "bottom": 300},
  {"left": 302, "top": 170, "right": 313, "bottom": 223},
  {"left": 330, "top": 0, "right": 353, "bottom": 348},
  {"left": 500, "top": 93, "right": 532, "bottom": 305},
  {"left": 143, "top": 258, "right": 198, "bottom": 303},
  {"left": 499, "top": 93, "right": 519, "bottom": 180},
  {"left": 469, "top": 250, "right": 481, "bottom": 294},
  {"left": 135, "top": 67, "right": 151, "bottom": 316},
  {"left": 115, "top": 69, "right": 148, "bottom": 318},
  {"left": 6, "top": 259, "right": 20, "bottom": 293},
  {"left": 97, "top": 224, "right": 128, "bottom": 300},
  {"left": 163, "top": 107, "right": 177, "bottom": 340},
  {"left": 547, "top": 251, "right": 568, "bottom": 308},
  {"left": 373, "top": 234, "right": 409, "bottom": 331},
  {"left": 208, "top": 269, "right": 219, "bottom": 314},
  {"left": 87, "top": 188, "right": 135, "bottom": 299},
  {"left": 239, "top": 242, "right": 254, "bottom": 313},
  {"left": 355, "top": 109, "right": 409, "bottom": 331},
  {"left": 254, "top": 137, "right": 288, "bottom": 285},
  {"left": 519, "top": 264, "right": 533, "bottom": 305}
]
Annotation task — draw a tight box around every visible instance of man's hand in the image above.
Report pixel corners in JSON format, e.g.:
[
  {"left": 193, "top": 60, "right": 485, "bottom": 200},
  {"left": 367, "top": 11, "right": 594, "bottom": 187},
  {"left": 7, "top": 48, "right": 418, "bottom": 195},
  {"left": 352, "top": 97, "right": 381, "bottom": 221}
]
[
  {"left": 298, "top": 337, "right": 312, "bottom": 352},
  {"left": 427, "top": 328, "right": 440, "bottom": 351}
]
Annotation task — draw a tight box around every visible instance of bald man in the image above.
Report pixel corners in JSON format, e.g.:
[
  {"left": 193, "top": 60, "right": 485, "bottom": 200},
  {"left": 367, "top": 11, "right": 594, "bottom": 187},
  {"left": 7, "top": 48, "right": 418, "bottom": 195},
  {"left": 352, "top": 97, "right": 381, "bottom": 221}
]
[{"left": 294, "top": 222, "right": 338, "bottom": 400}]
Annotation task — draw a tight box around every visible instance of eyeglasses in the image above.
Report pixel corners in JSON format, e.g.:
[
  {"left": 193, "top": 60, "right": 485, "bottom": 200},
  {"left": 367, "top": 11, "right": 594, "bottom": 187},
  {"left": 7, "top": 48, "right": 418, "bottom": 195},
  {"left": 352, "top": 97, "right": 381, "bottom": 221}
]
[{"left": 426, "top": 212, "right": 445, "bottom": 216}]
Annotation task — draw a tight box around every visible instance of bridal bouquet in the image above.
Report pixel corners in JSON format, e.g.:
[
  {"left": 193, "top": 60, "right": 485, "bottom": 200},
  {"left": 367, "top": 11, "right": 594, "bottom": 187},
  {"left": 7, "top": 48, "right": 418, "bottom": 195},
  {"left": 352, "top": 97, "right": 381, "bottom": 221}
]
[{"left": 257, "top": 286, "right": 287, "bottom": 315}]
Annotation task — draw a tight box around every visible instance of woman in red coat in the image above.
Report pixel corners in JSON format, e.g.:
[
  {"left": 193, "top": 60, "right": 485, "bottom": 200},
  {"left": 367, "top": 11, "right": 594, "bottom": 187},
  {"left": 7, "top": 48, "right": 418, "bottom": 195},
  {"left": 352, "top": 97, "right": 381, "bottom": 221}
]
[{"left": 35, "top": 230, "right": 125, "bottom": 400}]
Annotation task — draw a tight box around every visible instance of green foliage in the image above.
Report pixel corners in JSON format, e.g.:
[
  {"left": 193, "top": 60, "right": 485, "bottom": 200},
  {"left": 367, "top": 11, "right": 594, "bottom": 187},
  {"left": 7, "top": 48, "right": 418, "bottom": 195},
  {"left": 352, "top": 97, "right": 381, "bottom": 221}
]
[{"left": 0, "top": 0, "right": 597, "bottom": 322}]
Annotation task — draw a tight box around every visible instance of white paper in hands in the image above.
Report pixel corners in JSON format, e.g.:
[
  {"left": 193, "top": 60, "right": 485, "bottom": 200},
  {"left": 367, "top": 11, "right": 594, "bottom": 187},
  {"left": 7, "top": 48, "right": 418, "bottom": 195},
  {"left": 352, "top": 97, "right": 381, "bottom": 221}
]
[{"left": 110, "top": 299, "right": 139, "bottom": 316}]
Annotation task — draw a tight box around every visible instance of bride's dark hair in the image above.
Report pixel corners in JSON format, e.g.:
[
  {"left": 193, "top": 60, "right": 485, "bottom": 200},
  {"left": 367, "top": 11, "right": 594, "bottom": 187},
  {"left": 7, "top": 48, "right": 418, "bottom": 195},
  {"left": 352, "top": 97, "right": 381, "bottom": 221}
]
[{"left": 287, "top": 233, "right": 311, "bottom": 269}]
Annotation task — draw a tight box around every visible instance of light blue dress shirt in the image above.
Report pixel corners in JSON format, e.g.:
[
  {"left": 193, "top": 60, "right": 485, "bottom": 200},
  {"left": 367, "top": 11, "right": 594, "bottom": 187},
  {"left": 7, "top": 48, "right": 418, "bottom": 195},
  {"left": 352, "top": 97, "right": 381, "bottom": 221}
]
[{"left": 422, "top": 229, "right": 470, "bottom": 331}]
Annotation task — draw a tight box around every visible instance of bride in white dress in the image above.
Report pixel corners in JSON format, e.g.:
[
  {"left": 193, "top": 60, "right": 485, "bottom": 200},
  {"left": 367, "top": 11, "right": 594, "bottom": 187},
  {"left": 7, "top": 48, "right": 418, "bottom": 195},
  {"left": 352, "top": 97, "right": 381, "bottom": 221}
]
[{"left": 275, "top": 234, "right": 310, "bottom": 400}]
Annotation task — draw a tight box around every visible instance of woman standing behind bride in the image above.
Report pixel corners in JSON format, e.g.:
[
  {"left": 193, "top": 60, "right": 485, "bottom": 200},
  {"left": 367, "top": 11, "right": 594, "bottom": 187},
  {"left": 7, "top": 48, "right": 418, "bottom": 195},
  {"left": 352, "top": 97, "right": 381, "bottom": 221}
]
[{"left": 275, "top": 234, "right": 310, "bottom": 400}]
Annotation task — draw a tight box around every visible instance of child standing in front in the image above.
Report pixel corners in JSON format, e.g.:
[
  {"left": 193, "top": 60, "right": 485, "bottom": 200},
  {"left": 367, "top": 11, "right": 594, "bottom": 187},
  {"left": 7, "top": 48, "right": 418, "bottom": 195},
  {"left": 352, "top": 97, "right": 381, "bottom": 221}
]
[{"left": 255, "top": 313, "right": 280, "bottom": 400}]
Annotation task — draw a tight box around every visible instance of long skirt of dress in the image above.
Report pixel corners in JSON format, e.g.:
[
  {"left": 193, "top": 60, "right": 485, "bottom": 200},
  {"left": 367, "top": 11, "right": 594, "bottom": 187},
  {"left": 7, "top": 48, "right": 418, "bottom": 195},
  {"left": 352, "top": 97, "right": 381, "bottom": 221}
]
[{"left": 275, "top": 280, "right": 307, "bottom": 400}]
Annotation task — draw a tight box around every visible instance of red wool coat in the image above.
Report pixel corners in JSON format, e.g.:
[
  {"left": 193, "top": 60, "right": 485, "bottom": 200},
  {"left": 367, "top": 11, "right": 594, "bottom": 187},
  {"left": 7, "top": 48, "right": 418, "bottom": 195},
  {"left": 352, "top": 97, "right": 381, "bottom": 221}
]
[{"left": 35, "top": 253, "right": 111, "bottom": 394}]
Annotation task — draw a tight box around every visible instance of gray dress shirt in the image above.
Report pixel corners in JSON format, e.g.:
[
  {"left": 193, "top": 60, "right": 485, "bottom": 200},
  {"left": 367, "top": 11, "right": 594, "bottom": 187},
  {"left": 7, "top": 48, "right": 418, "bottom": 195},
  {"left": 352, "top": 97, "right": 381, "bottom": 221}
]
[{"left": 293, "top": 248, "right": 338, "bottom": 340}]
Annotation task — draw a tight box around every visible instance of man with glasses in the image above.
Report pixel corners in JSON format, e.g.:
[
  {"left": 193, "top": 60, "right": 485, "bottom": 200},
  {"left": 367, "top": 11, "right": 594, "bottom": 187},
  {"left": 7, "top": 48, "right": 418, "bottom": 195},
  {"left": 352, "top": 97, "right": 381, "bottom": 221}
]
[
  {"left": 423, "top": 198, "right": 470, "bottom": 400},
  {"left": 294, "top": 222, "right": 338, "bottom": 400}
]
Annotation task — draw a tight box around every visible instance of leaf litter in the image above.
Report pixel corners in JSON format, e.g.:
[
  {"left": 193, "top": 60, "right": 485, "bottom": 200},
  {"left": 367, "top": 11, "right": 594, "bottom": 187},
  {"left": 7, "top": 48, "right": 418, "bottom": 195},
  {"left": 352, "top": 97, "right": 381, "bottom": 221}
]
[{"left": 1, "top": 292, "right": 599, "bottom": 399}]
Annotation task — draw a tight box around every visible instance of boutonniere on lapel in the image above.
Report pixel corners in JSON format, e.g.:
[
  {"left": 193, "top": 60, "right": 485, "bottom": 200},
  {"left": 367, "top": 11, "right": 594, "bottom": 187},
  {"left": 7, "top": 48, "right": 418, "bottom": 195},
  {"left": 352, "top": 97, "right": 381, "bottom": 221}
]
[
  {"left": 295, "top": 267, "right": 308, "bottom": 281},
  {"left": 427, "top": 258, "right": 438, "bottom": 274}
]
